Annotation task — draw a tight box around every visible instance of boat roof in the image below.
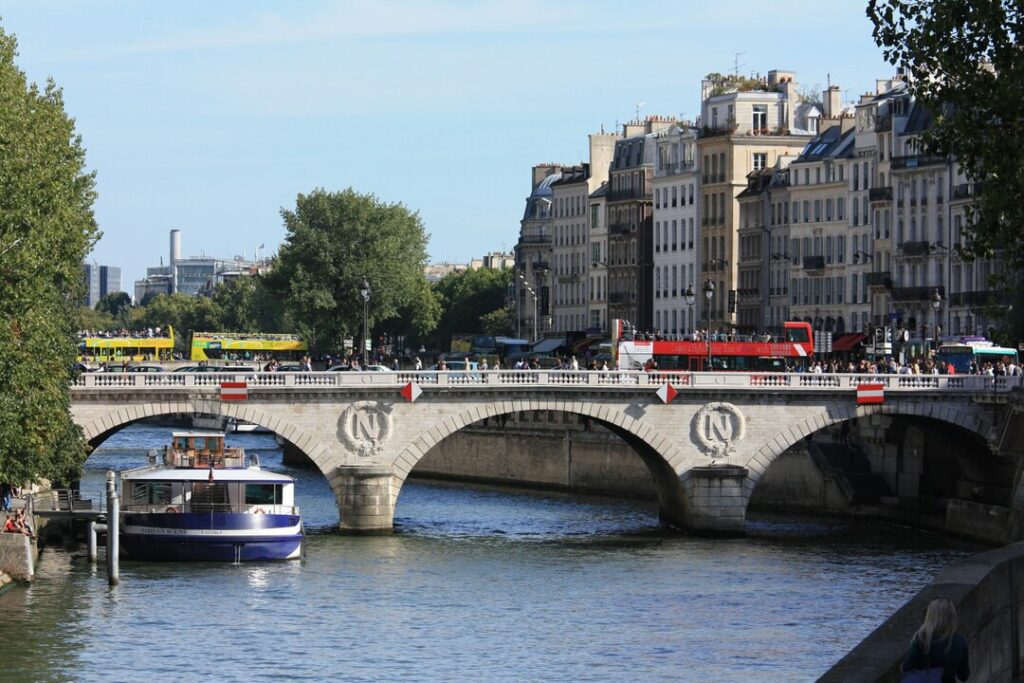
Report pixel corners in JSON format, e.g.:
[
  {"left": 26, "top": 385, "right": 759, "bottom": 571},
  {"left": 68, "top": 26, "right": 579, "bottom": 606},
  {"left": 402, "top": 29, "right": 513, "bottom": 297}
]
[
  {"left": 172, "top": 431, "right": 227, "bottom": 439},
  {"left": 124, "top": 468, "right": 293, "bottom": 484}
]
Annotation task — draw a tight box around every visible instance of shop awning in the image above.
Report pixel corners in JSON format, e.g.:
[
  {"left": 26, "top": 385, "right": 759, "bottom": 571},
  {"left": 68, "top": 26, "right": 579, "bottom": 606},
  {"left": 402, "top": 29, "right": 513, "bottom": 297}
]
[
  {"left": 831, "top": 332, "right": 867, "bottom": 352},
  {"left": 531, "top": 338, "right": 565, "bottom": 354}
]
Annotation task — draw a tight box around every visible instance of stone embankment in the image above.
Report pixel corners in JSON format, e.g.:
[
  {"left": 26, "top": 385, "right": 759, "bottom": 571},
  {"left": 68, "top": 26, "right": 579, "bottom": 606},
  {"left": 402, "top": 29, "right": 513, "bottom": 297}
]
[{"left": 820, "top": 541, "right": 1024, "bottom": 682}]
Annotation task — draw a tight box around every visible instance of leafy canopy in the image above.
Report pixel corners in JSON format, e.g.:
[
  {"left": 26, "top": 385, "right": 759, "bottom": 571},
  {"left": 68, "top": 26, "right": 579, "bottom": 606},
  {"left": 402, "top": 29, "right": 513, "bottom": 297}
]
[
  {"left": 867, "top": 0, "right": 1024, "bottom": 271},
  {"left": 429, "top": 267, "right": 513, "bottom": 347},
  {"left": 265, "top": 188, "right": 437, "bottom": 354},
  {"left": 0, "top": 26, "right": 99, "bottom": 484}
]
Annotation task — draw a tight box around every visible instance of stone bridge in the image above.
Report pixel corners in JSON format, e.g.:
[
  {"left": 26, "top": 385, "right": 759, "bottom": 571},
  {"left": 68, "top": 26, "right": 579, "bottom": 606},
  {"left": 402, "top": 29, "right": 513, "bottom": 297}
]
[{"left": 70, "top": 370, "right": 1022, "bottom": 536}]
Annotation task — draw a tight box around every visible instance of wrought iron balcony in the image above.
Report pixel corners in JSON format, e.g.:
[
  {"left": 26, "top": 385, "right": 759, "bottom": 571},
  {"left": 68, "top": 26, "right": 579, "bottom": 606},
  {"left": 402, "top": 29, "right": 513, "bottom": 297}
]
[
  {"left": 608, "top": 223, "right": 631, "bottom": 236},
  {"left": 802, "top": 255, "right": 825, "bottom": 271},
  {"left": 869, "top": 186, "right": 893, "bottom": 202},
  {"left": 891, "top": 153, "right": 946, "bottom": 170},
  {"left": 950, "top": 290, "right": 1006, "bottom": 307},
  {"left": 519, "top": 235, "right": 551, "bottom": 244},
  {"left": 898, "top": 240, "right": 931, "bottom": 257},
  {"left": 891, "top": 286, "right": 944, "bottom": 303},
  {"left": 865, "top": 271, "right": 892, "bottom": 288},
  {"left": 874, "top": 115, "right": 892, "bottom": 132}
]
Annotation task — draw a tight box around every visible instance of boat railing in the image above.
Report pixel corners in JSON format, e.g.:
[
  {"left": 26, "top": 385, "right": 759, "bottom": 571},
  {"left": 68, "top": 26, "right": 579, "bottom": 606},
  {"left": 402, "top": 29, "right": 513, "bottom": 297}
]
[
  {"left": 122, "top": 503, "right": 300, "bottom": 516},
  {"left": 163, "top": 448, "right": 246, "bottom": 469}
]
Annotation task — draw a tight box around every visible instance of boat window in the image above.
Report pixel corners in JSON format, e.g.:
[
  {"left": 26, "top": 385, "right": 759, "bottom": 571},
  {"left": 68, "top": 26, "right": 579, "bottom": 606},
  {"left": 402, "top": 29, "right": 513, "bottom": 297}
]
[
  {"left": 131, "top": 481, "right": 172, "bottom": 505},
  {"left": 244, "top": 484, "right": 281, "bottom": 505},
  {"left": 174, "top": 437, "right": 188, "bottom": 450},
  {"left": 206, "top": 437, "right": 219, "bottom": 452}
]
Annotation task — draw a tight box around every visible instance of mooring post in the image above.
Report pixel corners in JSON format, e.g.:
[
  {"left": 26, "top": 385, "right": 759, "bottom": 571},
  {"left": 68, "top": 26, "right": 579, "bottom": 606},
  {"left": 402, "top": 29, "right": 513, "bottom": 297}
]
[
  {"left": 105, "top": 471, "right": 119, "bottom": 585},
  {"left": 87, "top": 520, "right": 97, "bottom": 563}
]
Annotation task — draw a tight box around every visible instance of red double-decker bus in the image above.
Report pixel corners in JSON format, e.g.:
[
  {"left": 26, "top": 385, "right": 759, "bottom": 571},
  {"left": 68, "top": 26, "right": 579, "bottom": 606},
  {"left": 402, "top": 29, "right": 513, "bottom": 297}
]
[{"left": 613, "top": 320, "right": 814, "bottom": 372}]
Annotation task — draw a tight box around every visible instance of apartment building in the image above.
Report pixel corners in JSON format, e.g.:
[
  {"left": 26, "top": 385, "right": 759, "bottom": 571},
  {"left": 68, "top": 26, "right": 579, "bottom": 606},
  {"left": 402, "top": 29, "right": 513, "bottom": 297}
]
[
  {"left": 697, "top": 70, "right": 820, "bottom": 331},
  {"left": 652, "top": 124, "right": 700, "bottom": 335},
  {"left": 515, "top": 164, "right": 564, "bottom": 341},
  {"left": 588, "top": 182, "right": 609, "bottom": 332},
  {"left": 549, "top": 132, "right": 619, "bottom": 334},
  {"left": 607, "top": 116, "right": 676, "bottom": 331}
]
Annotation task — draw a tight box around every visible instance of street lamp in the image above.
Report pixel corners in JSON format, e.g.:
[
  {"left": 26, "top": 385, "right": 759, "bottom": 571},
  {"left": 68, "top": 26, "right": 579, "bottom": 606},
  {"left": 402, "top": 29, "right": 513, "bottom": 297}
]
[
  {"left": 517, "top": 273, "right": 539, "bottom": 344},
  {"left": 703, "top": 279, "right": 715, "bottom": 369},
  {"left": 931, "top": 288, "right": 942, "bottom": 353},
  {"left": 683, "top": 283, "right": 695, "bottom": 336},
  {"left": 359, "top": 278, "right": 371, "bottom": 363}
]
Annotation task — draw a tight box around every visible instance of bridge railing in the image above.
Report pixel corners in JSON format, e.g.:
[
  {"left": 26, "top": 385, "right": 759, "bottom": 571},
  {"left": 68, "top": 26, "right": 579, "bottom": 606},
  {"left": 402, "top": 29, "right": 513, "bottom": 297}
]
[{"left": 71, "top": 371, "right": 1023, "bottom": 393}]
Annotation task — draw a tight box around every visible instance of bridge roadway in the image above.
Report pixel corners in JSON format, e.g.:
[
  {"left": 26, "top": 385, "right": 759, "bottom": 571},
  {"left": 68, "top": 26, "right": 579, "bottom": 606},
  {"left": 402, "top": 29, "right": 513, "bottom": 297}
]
[{"left": 70, "top": 371, "right": 1023, "bottom": 536}]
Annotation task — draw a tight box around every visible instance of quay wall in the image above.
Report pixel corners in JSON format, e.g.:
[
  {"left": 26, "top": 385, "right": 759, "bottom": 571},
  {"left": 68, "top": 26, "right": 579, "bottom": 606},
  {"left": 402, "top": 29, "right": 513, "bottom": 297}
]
[
  {"left": 0, "top": 533, "right": 34, "bottom": 582},
  {"left": 820, "top": 541, "right": 1024, "bottom": 682}
]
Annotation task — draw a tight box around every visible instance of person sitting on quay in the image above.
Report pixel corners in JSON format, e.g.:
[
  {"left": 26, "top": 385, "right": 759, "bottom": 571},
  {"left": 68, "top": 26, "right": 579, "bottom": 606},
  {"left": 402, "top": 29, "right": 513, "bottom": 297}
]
[
  {"left": 14, "top": 510, "right": 34, "bottom": 540},
  {"left": 901, "top": 597, "right": 969, "bottom": 682},
  {"left": 3, "top": 513, "right": 17, "bottom": 533}
]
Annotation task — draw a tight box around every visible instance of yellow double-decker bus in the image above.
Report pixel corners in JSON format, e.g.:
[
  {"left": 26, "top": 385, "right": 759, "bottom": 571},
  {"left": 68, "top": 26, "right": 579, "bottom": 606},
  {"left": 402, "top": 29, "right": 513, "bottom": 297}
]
[
  {"left": 189, "top": 332, "right": 308, "bottom": 362},
  {"left": 78, "top": 327, "right": 175, "bottom": 363}
]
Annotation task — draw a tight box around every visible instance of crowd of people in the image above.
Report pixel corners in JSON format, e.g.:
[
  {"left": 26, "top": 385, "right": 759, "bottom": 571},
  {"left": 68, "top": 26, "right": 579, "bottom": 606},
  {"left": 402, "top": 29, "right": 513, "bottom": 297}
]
[
  {"left": 77, "top": 327, "right": 168, "bottom": 339},
  {"left": 2, "top": 510, "right": 34, "bottom": 540}
]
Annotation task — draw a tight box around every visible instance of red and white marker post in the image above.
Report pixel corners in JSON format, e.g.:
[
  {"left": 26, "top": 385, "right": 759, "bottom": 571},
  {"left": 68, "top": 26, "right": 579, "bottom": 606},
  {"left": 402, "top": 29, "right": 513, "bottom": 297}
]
[
  {"left": 655, "top": 383, "right": 678, "bottom": 404},
  {"left": 856, "top": 383, "right": 884, "bottom": 405},
  {"left": 401, "top": 381, "right": 423, "bottom": 403},
  {"left": 220, "top": 381, "right": 248, "bottom": 401}
]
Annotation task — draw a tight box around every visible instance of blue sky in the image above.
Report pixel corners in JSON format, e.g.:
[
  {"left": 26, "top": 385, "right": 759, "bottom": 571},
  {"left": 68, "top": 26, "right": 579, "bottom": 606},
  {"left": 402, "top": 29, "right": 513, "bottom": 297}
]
[{"left": 0, "top": 1, "right": 892, "bottom": 290}]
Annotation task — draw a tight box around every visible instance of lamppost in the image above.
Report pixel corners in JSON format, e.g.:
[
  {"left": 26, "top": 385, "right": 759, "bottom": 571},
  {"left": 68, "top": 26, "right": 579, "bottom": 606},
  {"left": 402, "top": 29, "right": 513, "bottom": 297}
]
[
  {"left": 516, "top": 273, "right": 539, "bottom": 343},
  {"left": 684, "top": 283, "right": 696, "bottom": 337},
  {"left": 359, "top": 278, "right": 371, "bottom": 363},
  {"left": 703, "top": 279, "right": 715, "bottom": 369},
  {"left": 931, "top": 288, "right": 942, "bottom": 354}
]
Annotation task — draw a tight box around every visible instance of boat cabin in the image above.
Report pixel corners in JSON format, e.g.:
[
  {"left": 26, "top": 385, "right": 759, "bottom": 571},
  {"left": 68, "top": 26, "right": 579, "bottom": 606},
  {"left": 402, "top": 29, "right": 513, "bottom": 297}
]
[{"left": 165, "top": 431, "right": 245, "bottom": 469}]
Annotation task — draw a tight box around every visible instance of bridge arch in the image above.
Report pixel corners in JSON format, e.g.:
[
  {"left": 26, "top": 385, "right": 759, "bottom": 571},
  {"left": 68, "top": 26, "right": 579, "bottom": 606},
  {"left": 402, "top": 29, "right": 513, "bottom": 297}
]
[
  {"left": 743, "top": 399, "right": 996, "bottom": 490},
  {"left": 78, "top": 400, "right": 330, "bottom": 475},
  {"left": 388, "top": 398, "right": 693, "bottom": 527}
]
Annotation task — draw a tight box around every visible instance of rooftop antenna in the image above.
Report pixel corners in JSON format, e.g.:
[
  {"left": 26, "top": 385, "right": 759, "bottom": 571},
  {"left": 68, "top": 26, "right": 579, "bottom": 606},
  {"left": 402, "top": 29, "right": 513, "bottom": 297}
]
[
  {"left": 634, "top": 102, "right": 645, "bottom": 120},
  {"left": 733, "top": 51, "right": 747, "bottom": 77},
  {"left": 827, "top": 72, "right": 832, "bottom": 89}
]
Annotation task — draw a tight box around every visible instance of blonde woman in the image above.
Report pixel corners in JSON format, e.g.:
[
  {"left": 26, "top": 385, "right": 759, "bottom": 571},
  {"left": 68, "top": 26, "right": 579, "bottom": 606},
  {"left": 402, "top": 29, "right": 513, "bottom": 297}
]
[{"left": 901, "top": 597, "right": 970, "bottom": 682}]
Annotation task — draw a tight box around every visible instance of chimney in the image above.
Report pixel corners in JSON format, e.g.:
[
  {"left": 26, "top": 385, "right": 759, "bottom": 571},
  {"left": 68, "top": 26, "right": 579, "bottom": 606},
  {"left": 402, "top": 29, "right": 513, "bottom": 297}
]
[
  {"left": 169, "top": 229, "right": 181, "bottom": 294},
  {"left": 824, "top": 85, "right": 841, "bottom": 118}
]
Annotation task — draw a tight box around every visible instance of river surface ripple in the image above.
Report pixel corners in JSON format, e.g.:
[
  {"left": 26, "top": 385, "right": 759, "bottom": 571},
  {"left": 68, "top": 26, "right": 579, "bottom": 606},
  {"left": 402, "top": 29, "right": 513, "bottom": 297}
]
[{"left": 1, "top": 424, "right": 974, "bottom": 682}]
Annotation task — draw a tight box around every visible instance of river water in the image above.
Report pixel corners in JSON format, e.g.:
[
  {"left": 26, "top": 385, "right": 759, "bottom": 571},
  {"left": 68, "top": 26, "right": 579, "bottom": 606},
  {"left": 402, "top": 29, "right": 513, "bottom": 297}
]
[{"left": 1, "top": 424, "right": 975, "bottom": 682}]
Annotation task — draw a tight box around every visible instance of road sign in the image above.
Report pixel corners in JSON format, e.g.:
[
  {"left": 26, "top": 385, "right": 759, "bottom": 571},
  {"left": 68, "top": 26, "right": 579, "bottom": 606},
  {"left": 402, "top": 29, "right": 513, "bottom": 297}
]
[
  {"left": 220, "top": 381, "right": 248, "bottom": 401},
  {"left": 856, "top": 383, "right": 884, "bottom": 405},
  {"left": 655, "top": 383, "right": 678, "bottom": 404},
  {"left": 400, "top": 382, "right": 423, "bottom": 403}
]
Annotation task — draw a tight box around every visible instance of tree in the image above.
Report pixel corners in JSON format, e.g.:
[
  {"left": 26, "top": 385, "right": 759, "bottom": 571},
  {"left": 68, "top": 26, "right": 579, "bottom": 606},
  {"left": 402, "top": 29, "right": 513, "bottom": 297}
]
[
  {"left": 0, "top": 26, "right": 99, "bottom": 485},
  {"left": 264, "top": 188, "right": 437, "bottom": 354},
  {"left": 867, "top": 0, "right": 1024, "bottom": 272},
  {"left": 480, "top": 308, "right": 514, "bottom": 336},
  {"left": 95, "top": 290, "right": 133, "bottom": 328},
  {"left": 429, "top": 267, "right": 513, "bottom": 347}
]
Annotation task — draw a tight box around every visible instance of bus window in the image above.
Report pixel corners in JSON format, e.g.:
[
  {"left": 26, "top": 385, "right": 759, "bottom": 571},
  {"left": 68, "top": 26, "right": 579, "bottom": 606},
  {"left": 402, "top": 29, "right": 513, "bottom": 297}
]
[{"left": 785, "top": 327, "right": 810, "bottom": 343}]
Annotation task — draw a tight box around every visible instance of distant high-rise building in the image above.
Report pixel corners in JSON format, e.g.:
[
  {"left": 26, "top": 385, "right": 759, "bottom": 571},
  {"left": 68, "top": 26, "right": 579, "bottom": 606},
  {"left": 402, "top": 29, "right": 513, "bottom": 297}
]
[
  {"left": 134, "top": 230, "right": 258, "bottom": 303},
  {"left": 81, "top": 263, "right": 122, "bottom": 308}
]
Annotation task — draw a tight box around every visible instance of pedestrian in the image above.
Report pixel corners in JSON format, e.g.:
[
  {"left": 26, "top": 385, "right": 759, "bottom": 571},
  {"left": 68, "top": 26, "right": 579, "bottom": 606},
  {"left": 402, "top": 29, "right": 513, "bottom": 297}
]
[
  {"left": 570, "top": 355, "right": 579, "bottom": 371},
  {"left": 901, "top": 597, "right": 970, "bottom": 682},
  {"left": 414, "top": 356, "right": 422, "bottom": 371},
  {"left": 480, "top": 358, "right": 489, "bottom": 371}
]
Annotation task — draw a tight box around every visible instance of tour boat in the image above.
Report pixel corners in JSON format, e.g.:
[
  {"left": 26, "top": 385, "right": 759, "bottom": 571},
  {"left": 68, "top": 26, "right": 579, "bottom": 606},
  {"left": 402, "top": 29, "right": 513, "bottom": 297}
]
[{"left": 119, "top": 431, "right": 303, "bottom": 562}]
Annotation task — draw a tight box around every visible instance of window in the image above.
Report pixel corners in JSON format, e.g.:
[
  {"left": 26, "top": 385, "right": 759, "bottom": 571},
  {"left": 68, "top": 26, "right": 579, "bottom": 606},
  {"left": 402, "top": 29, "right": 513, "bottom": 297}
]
[
  {"left": 752, "top": 104, "right": 768, "bottom": 132},
  {"left": 245, "top": 484, "right": 282, "bottom": 506},
  {"left": 753, "top": 152, "right": 767, "bottom": 170}
]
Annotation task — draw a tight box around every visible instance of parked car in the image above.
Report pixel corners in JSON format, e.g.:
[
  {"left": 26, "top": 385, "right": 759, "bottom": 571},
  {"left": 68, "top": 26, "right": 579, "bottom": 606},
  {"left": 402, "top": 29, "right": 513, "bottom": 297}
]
[
  {"left": 327, "top": 364, "right": 352, "bottom": 371},
  {"left": 98, "top": 363, "right": 164, "bottom": 373},
  {"left": 428, "top": 360, "right": 479, "bottom": 372}
]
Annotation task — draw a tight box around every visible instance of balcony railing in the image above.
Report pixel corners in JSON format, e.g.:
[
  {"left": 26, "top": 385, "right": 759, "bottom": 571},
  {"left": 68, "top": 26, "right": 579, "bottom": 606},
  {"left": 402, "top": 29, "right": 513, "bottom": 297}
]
[
  {"left": 874, "top": 115, "right": 892, "bottom": 132},
  {"left": 519, "top": 235, "right": 551, "bottom": 244},
  {"left": 529, "top": 260, "right": 549, "bottom": 271},
  {"left": 802, "top": 255, "right": 825, "bottom": 271},
  {"left": 898, "top": 240, "right": 931, "bottom": 257},
  {"left": 891, "top": 286, "right": 944, "bottom": 303},
  {"left": 608, "top": 223, "right": 631, "bottom": 236},
  {"left": 607, "top": 188, "right": 651, "bottom": 202},
  {"left": 869, "top": 186, "right": 893, "bottom": 202},
  {"left": 608, "top": 292, "right": 630, "bottom": 304},
  {"left": 953, "top": 182, "right": 984, "bottom": 200},
  {"left": 659, "top": 161, "right": 697, "bottom": 176},
  {"left": 891, "top": 153, "right": 946, "bottom": 170},
  {"left": 865, "top": 271, "right": 892, "bottom": 288},
  {"left": 950, "top": 290, "right": 1006, "bottom": 307}
]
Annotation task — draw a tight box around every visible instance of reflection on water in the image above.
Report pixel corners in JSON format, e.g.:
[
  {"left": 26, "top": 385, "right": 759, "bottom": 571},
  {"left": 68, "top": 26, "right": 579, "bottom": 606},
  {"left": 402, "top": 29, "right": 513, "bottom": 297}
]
[{"left": 0, "top": 424, "right": 973, "bottom": 682}]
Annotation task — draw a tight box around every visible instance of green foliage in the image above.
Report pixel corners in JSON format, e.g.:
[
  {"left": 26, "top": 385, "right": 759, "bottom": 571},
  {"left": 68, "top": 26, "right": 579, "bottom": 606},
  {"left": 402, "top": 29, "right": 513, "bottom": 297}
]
[
  {"left": 480, "top": 307, "right": 514, "bottom": 336},
  {"left": 429, "top": 267, "right": 513, "bottom": 347},
  {"left": 0, "top": 26, "right": 99, "bottom": 484},
  {"left": 868, "top": 0, "right": 1024, "bottom": 274},
  {"left": 77, "top": 306, "right": 116, "bottom": 332},
  {"left": 264, "top": 188, "right": 437, "bottom": 354},
  {"left": 210, "top": 276, "right": 282, "bottom": 333},
  {"left": 704, "top": 72, "right": 775, "bottom": 97}
]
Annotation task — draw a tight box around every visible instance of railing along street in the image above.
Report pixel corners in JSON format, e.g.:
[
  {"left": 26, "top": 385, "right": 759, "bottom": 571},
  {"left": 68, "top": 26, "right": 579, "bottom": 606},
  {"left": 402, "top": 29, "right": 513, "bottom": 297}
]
[{"left": 71, "top": 371, "right": 1022, "bottom": 393}]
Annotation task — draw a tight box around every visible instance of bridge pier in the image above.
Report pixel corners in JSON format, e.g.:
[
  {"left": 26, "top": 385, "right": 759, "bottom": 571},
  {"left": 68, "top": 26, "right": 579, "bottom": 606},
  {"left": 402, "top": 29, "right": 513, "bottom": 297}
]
[
  {"left": 330, "top": 464, "right": 397, "bottom": 533},
  {"left": 680, "top": 465, "right": 750, "bottom": 536}
]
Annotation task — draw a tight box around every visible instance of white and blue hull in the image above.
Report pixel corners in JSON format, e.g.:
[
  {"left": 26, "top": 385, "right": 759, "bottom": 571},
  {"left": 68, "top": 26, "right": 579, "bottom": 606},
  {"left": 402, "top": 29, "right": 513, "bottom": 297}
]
[{"left": 121, "top": 512, "right": 303, "bottom": 562}]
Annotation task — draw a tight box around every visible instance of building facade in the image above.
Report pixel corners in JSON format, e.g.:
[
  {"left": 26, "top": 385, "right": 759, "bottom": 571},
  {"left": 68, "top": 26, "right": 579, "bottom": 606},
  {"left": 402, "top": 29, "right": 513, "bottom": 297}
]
[
  {"left": 652, "top": 124, "right": 700, "bottom": 336},
  {"left": 697, "top": 70, "right": 820, "bottom": 332},
  {"left": 515, "top": 165, "right": 564, "bottom": 341},
  {"left": 82, "top": 263, "right": 122, "bottom": 308}
]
